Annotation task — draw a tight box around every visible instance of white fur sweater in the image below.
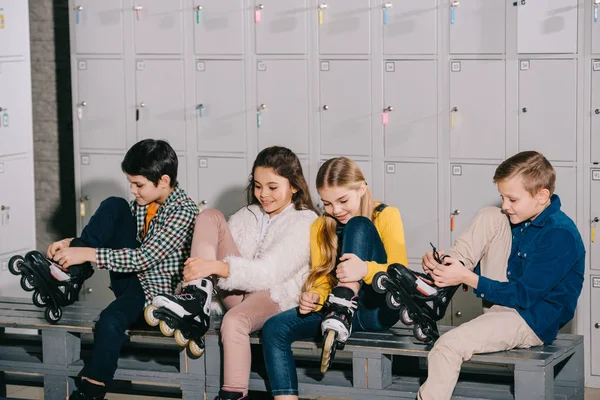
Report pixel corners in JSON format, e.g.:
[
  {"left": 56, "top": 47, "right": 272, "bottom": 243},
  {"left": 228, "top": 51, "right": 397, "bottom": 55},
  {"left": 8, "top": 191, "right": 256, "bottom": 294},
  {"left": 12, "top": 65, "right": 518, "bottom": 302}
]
[{"left": 217, "top": 204, "right": 317, "bottom": 312}]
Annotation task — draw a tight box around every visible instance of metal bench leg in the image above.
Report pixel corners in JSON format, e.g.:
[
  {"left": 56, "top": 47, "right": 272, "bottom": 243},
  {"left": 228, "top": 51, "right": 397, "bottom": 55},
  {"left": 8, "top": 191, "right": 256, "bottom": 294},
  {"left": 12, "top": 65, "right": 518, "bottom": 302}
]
[
  {"left": 44, "top": 374, "right": 76, "bottom": 399},
  {"left": 352, "top": 352, "right": 392, "bottom": 390},
  {"left": 42, "top": 330, "right": 81, "bottom": 399},
  {"left": 554, "top": 341, "right": 585, "bottom": 399},
  {"left": 204, "top": 335, "right": 222, "bottom": 396},
  {"left": 180, "top": 348, "right": 205, "bottom": 399},
  {"left": 514, "top": 363, "right": 554, "bottom": 400}
]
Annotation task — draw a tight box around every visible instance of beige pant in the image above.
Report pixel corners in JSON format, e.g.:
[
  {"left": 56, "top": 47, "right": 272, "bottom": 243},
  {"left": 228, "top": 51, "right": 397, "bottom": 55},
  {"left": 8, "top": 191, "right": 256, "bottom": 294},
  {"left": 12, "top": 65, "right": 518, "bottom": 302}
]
[
  {"left": 189, "top": 209, "right": 280, "bottom": 394},
  {"left": 418, "top": 207, "right": 543, "bottom": 400}
]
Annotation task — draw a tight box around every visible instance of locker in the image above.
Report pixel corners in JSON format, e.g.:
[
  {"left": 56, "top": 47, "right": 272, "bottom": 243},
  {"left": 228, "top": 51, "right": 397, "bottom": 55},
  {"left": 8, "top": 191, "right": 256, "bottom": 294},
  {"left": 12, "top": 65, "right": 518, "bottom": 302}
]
[
  {"left": 449, "top": 0, "right": 505, "bottom": 55},
  {"left": 554, "top": 166, "right": 576, "bottom": 221},
  {"left": 384, "top": 162, "right": 438, "bottom": 261},
  {"left": 591, "top": 61, "right": 600, "bottom": 163},
  {"left": 591, "top": 277, "right": 600, "bottom": 375},
  {"left": 318, "top": 0, "right": 370, "bottom": 55},
  {"left": 198, "top": 157, "right": 248, "bottom": 219},
  {"left": 382, "top": 0, "right": 436, "bottom": 55},
  {"left": 589, "top": 173, "right": 600, "bottom": 271},
  {"left": 0, "top": 157, "right": 35, "bottom": 256},
  {"left": 257, "top": 60, "right": 309, "bottom": 155},
  {"left": 449, "top": 60, "right": 505, "bottom": 160},
  {"left": 136, "top": 59, "right": 186, "bottom": 151},
  {"left": 518, "top": 59, "right": 576, "bottom": 162},
  {"left": 134, "top": 0, "right": 183, "bottom": 55},
  {"left": 319, "top": 60, "right": 371, "bottom": 156},
  {"left": 355, "top": 160, "right": 372, "bottom": 189},
  {"left": 196, "top": 60, "right": 246, "bottom": 154},
  {"left": 194, "top": 0, "right": 244, "bottom": 55},
  {"left": 177, "top": 155, "right": 188, "bottom": 193},
  {"left": 384, "top": 60, "right": 437, "bottom": 159},
  {"left": 76, "top": 59, "right": 127, "bottom": 151},
  {"left": 316, "top": 159, "right": 372, "bottom": 209},
  {"left": 255, "top": 0, "right": 308, "bottom": 55},
  {"left": 517, "top": 0, "right": 577, "bottom": 54},
  {"left": 0, "top": 61, "right": 31, "bottom": 157},
  {"left": 72, "top": 0, "right": 123, "bottom": 54},
  {"left": 0, "top": 0, "right": 28, "bottom": 57}
]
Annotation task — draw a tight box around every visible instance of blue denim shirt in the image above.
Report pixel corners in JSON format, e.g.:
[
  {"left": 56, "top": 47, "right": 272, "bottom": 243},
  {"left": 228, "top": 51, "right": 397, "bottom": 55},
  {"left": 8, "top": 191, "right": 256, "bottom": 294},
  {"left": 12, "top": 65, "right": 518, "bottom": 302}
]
[{"left": 474, "top": 195, "right": 585, "bottom": 344}]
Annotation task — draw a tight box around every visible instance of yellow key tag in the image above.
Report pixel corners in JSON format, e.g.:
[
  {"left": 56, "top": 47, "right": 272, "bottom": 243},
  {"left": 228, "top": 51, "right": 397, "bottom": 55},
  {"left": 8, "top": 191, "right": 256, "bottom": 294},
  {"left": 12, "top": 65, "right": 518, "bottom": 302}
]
[
  {"left": 80, "top": 200, "right": 86, "bottom": 217},
  {"left": 319, "top": 9, "right": 323, "bottom": 25},
  {"left": 0, "top": 14, "right": 5, "bottom": 29},
  {"left": 593, "top": 225, "right": 596, "bottom": 243},
  {"left": 451, "top": 113, "right": 454, "bottom": 129}
]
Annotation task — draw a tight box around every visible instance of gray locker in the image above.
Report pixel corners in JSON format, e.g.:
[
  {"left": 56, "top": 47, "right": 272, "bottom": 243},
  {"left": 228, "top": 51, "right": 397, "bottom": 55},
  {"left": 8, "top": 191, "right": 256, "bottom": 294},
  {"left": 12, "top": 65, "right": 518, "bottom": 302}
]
[
  {"left": 177, "top": 155, "right": 188, "bottom": 193},
  {"left": 318, "top": 0, "right": 370, "bottom": 55},
  {"left": 449, "top": 60, "right": 505, "bottom": 160},
  {"left": 76, "top": 59, "right": 127, "bottom": 151},
  {"left": 136, "top": 59, "right": 186, "bottom": 151},
  {"left": 196, "top": 60, "right": 246, "bottom": 154},
  {"left": 0, "top": 0, "right": 27, "bottom": 57},
  {"left": 554, "top": 166, "right": 576, "bottom": 221},
  {"left": 384, "top": 162, "right": 438, "bottom": 261},
  {"left": 257, "top": 60, "right": 309, "bottom": 155},
  {"left": 591, "top": 61, "right": 600, "bottom": 163},
  {"left": 590, "top": 173, "right": 600, "bottom": 271},
  {"left": 0, "top": 157, "right": 35, "bottom": 256},
  {"left": 518, "top": 59, "right": 576, "bottom": 162},
  {"left": 591, "top": 277, "right": 600, "bottom": 375},
  {"left": 517, "top": 0, "right": 577, "bottom": 54},
  {"left": 382, "top": 0, "right": 436, "bottom": 55},
  {"left": 255, "top": 0, "right": 308, "bottom": 55},
  {"left": 320, "top": 60, "right": 371, "bottom": 156},
  {"left": 198, "top": 157, "right": 248, "bottom": 219},
  {"left": 355, "top": 160, "right": 372, "bottom": 189},
  {"left": 194, "top": 0, "right": 244, "bottom": 55},
  {"left": 384, "top": 60, "right": 437, "bottom": 159},
  {"left": 134, "top": 0, "right": 183, "bottom": 55},
  {"left": 449, "top": 0, "right": 505, "bottom": 55},
  {"left": 0, "top": 60, "right": 31, "bottom": 157},
  {"left": 72, "top": 0, "right": 124, "bottom": 54}
]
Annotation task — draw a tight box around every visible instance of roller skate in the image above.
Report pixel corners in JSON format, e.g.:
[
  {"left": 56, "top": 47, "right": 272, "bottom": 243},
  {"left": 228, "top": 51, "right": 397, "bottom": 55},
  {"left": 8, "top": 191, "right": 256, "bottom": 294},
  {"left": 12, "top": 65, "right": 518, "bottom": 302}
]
[
  {"left": 372, "top": 243, "right": 461, "bottom": 343},
  {"left": 144, "top": 278, "right": 213, "bottom": 357},
  {"left": 8, "top": 238, "right": 94, "bottom": 324},
  {"left": 320, "top": 286, "right": 358, "bottom": 374}
]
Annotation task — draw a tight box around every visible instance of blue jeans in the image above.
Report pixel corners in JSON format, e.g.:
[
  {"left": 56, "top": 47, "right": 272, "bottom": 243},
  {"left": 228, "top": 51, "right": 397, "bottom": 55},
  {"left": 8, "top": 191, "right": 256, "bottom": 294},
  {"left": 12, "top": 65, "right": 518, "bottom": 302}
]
[
  {"left": 77, "top": 197, "right": 146, "bottom": 384},
  {"left": 262, "top": 217, "right": 399, "bottom": 396}
]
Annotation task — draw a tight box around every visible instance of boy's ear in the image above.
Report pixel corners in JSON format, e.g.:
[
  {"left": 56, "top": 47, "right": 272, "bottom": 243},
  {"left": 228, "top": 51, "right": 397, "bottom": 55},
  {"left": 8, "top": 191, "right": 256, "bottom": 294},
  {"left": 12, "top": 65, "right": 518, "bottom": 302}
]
[
  {"left": 158, "top": 174, "right": 171, "bottom": 188},
  {"left": 536, "top": 188, "right": 551, "bottom": 204}
]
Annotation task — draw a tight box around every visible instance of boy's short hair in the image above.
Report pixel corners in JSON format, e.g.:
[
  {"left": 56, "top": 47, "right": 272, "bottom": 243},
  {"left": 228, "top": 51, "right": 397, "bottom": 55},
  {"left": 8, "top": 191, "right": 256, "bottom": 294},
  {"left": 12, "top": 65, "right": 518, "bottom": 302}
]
[
  {"left": 121, "top": 139, "right": 178, "bottom": 188},
  {"left": 493, "top": 151, "right": 555, "bottom": 196}
]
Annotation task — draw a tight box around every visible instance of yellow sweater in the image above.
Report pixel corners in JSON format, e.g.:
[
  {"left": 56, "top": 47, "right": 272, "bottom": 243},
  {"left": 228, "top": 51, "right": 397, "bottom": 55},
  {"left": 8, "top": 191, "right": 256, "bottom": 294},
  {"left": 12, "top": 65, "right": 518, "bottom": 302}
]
[{"left": 308, "top": 204, "right": 408, "bottom": 310}]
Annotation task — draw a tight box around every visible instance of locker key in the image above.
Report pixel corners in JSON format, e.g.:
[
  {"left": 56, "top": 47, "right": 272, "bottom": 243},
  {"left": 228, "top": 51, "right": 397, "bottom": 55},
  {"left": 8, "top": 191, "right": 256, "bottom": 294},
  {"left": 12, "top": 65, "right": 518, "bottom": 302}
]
[
  {"left": 383, "top": 3, "right": 392, "bottom": 25},
  {"left": 74, "top": 6, "right": 83, "bottom": 25},
  {"left": 450, "top": 0, "right": 459, "bottom": 25},
  {"left": 257, "top": 104, "right": 267, "bottom": 128},
  {"left": 198, "top": 104, "right": 204, "bottom": 117},
  {"left": 77, "top": 101, "right": 87, "bottom": 121},
  {"left": 134, "top": 5, "right": 143, "bottom": 21},
  {"left": 255, "top": 4, "right": 264, "bottom": 23},
  {"left": 79, "top": 196, "right": 89, "bottom": 217},
  {"left": 450, "top": 209, "right": 460, "bottom": 232},
  {"left": 318, "top": 4, "right": 328, "bottom": 25},
  {"left": 450, "top": 106, "right": 458, "bottom": 129},
  {"left": 196, "top": 5, "right": 203, "bottom": 24},
  {"left": 595, "top": 0, "right": 600, "bottom": 22},
  {"left": 592, "top": 217, "right": 599, "bottom": 243},
  {"left": 382, "top": 106, "right": 393, "bottom": 126}
]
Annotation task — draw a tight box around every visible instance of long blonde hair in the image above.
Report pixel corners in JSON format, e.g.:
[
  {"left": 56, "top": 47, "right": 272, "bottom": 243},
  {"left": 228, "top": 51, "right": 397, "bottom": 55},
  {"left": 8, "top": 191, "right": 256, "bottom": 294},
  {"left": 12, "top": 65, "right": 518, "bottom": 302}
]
[{"left": 302, "top": 157, "right": 374, "bottom": 293}]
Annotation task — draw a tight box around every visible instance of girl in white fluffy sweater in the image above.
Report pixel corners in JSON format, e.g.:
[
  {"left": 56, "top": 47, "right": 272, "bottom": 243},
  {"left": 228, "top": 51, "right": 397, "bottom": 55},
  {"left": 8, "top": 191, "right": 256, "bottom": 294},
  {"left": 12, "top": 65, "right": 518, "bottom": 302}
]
[{"left": 149, "top": 146, "right": 318, "bottom": 400}]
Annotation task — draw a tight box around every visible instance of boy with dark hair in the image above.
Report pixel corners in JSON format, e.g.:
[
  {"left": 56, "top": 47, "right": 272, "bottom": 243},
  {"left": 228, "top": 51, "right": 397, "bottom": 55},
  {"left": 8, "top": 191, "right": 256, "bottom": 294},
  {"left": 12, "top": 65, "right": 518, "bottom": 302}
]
[
  {"left": 418, "top": 151, "right": 585, "bottom": 400},
  {"left": 48, "top": 139, "right": 199, "bottom": 400}
]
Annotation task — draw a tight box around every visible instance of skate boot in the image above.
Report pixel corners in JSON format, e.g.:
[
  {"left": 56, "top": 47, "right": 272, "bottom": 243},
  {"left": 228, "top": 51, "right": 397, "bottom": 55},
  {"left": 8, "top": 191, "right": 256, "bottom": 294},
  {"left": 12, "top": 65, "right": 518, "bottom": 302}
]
[
  {"left": 144, "top": 278, "right": 213, "bottom": 357},
  {"left": 8, "top": 238, "right": 94, "bottom": 324},
  {"left": 320, "top": 286, "right": 358, "bottom": 374},
  {"left": 214, "top": 389, "right": 247, "bottom": 400}
]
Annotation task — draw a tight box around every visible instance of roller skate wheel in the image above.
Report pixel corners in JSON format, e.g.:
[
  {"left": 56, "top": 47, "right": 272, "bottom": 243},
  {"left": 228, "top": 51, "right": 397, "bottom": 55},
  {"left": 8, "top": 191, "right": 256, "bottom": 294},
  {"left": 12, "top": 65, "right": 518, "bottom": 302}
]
[
  {"left": 320, "top": 329, "right": 336, "bottom": 374},
  {"left": 144, "top": 305, "right": 160, "bottom": 327},
  {"left": 20, "top": 275, "right": 35, "bottom": 292},
  {"left": 44, "top": 307, "right": 62, "bottom": 325},
  {"left": 372, "top": 272, "right": 388, "bottom": 294},
  {"left": 8, "top": 255, "right": 24, "bottom": 275},
  {"left": 174, "top": 329, "right": 189, "bottom": 347},
  {"left": 159, "top": 320, "right": 175, "bottom": 337},
  {"left": 188, "top": 339, "right": 205, "bottom": 357},
  {"left": 400, "top": 306, "right": 414, "bottom": 325},
  {"left": 32, "top": 290, "right": 47, "bottom": 308},
  {"left": 385, "top": 291, "right": 402, "bottom": 310},
  {"left": 413, "top": 324, "right": 433, "bottom": 343}
]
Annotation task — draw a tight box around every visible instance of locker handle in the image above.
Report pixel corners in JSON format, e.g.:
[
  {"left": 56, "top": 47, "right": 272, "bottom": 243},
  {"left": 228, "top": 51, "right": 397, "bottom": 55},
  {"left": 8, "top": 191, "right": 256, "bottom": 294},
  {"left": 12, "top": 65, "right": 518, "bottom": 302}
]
[
  {"left": 80, "top": 101, "right": 87, "bottom": 107},
  {"left": 198, "top": 104, "right": 204, "bottom": 117},
  {"left": 455, "top": 311, "right": 462, "bottom": 317},
  {"left": 522, "top": 107, "right": 527, "bottom": 113},
  {"left": 384, "top": 106, "right": 393, "bottom": 112},
  {"left": 134, "top": 5, "right": 143, "bottom": 20},
  {"left": 450, "top": 106, "right": 458, "bottom": 128},
  {"left": 322, "top": 105, "right": 329, "bottom": 111},
  {"left": 595, "top": 109, "right": 600, "bottom": 115},
  {"left": 196, "top": 5, "right": 203, "bottom": 24},
  {"left": 255, "top": 4, "right": 264, "bottom": 23},
  {"left": 74, "top": 6, "right": 83, "bottom": 24},
  {"left": 596, "top": 323, "right": 600, "bottom": 329},
  {"left": 258, "top": 104, "right": 267, "bottom": 111}
]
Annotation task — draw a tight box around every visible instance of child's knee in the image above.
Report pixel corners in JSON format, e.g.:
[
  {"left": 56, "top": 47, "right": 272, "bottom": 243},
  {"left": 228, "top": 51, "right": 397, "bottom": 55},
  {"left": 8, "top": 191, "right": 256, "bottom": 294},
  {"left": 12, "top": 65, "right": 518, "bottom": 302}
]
[
  {"left": 100, "top": 196, "right": 130, "bottom": 212},
  {"left": 221, "top": 310, "right": 252, "bottom": 338},
  {"left": 197, "top": 208, "right": 226, "bottom": 225}
]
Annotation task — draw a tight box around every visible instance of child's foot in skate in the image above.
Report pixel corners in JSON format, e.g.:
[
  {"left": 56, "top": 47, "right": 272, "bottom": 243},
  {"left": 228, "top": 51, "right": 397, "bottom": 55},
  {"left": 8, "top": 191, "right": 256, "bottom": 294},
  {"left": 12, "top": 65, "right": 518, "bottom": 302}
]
[{"left": 320, "top": 286, "right": 358, "bottom": 373}]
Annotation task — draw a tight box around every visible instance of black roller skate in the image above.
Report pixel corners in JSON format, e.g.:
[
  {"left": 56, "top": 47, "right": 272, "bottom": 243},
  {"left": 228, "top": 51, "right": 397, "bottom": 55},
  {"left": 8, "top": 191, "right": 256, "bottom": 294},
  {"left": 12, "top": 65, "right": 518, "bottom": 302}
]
[
  {"left": 144, "top": 278, "right": 213, "bottom": 357},
  {"left": 8, "top": 238, "right": 94, "bottom": 324},
  {"left": 372, "top": 243, "right": 461, "bottom": 343},
  {"left": 320, "top": 286, "right": 358, "bottom": 374}
]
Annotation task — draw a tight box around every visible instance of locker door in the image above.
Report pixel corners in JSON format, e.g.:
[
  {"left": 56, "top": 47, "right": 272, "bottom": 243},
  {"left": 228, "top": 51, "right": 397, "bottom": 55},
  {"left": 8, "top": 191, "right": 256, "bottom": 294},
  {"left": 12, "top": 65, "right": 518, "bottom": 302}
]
[
  {"left": 449, "top": 0, "right": 505, "bottom": 55},
  {"left": 450, "top": 60, "right": 505, "bottom": 160},
  {"left": 518, "top": 60, "right": 576, "bottom": 162},
  {"left": 73, "top": 0, "right": 123, "bottom": 54},
  {"left": 0, "top": 61, "right": 31, "bottom": 157},
  {"left": 136, "top": 59, "right": 186, "bottom": 151},
  {"left": 589, "top": 173, "right": 600, "bottom": 271},
  {"left": 194, "top": 0, "right": 244, "bottom": 55},
  {"left": 554, "top": 167, "right": 576, "bottom": 221},
  {"left": 257, "top": 60, "right": 308, "bottom": 155},
  {"left": 450, "top": 164, "right": 501, "bottom": 325},
  {"left": 384, "top": 162, "right": 438, "bottom": 261},
  {"left": 76, "top": 59, "right": 127, "bottom": 150},
  {"left": 591, "top": 277, "right": 600, "bottom": 375},
  {"left": 591, "top": 62, "right": 600, "bottom": 163},
  {"left": 384, "top": 60, "right": 437, "bottom": 158},
  {"left": 383, "top": 0, "right": 436, "bottom": 55},
  {"left": 255, "top": 0, "right": 308, "bottom": 55},
  {"left": 198, "top": 157, "right": 247, "bottom": 219},
  {"left": 195, "top": 60, "right": 246, "bottom": 154},
  {"left": 517, "top": 0, "right": 577, "bottom": 54},
  {"left": 319, "top": 0, "right": 370, "bottom": 55},
  {"left": 0, "top": 157, "right": 35, "bottom": 255},
  {"left": 320, "top": 60, "right": 371, "bottom": 156},
  {"left": 0, "top": 0, "right": 27, "bottom": 57},
  {"left": 134, "top": 0, "right": 183, "bottom": 54},
  {"left": 355, "top": 160, "right": 372, "bottom": 189}
]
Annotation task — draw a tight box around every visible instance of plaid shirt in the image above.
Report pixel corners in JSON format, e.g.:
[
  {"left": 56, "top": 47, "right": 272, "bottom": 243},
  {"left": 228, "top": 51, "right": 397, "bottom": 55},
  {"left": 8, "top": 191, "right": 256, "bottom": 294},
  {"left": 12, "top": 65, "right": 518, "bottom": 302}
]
[{"left": 95, "top": 185, "right": 199, "bottom": 306}]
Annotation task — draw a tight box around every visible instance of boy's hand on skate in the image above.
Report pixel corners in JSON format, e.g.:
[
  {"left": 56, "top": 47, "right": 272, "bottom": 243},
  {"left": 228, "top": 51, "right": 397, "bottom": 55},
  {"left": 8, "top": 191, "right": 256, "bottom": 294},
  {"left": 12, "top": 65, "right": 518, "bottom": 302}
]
[
  {"left": 54, "top": 247, "right": 95, "bottom": 269},
  {"left": 336, "top": 253, "right": 367, "bottom": 283},
  {"left": 47, "top": 238, "right": 74, "bottom": 259},
  {"left": 298, "top": 292, "right": 319, "bottom": 314},
  {"left": 422, "top": 250, "right": 444, "bottom": 275},
  {"left": 430, "top": 256, "right": 469, "bottom": 287}
]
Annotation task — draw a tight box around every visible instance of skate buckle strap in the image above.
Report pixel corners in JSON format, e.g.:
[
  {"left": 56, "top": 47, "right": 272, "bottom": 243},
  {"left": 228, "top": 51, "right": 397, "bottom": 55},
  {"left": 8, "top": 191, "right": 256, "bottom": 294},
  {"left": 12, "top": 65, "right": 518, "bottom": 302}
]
[{"left": 327, "top": 294, "right": 358, "bottom": 310}]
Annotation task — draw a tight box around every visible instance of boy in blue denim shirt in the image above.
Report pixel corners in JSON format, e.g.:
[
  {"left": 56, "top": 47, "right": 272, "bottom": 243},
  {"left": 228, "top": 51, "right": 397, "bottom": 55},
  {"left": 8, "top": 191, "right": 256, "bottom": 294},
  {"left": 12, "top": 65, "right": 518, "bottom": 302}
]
[{"left": 418, "top": 151, "right": 585, "bottom": 400}]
